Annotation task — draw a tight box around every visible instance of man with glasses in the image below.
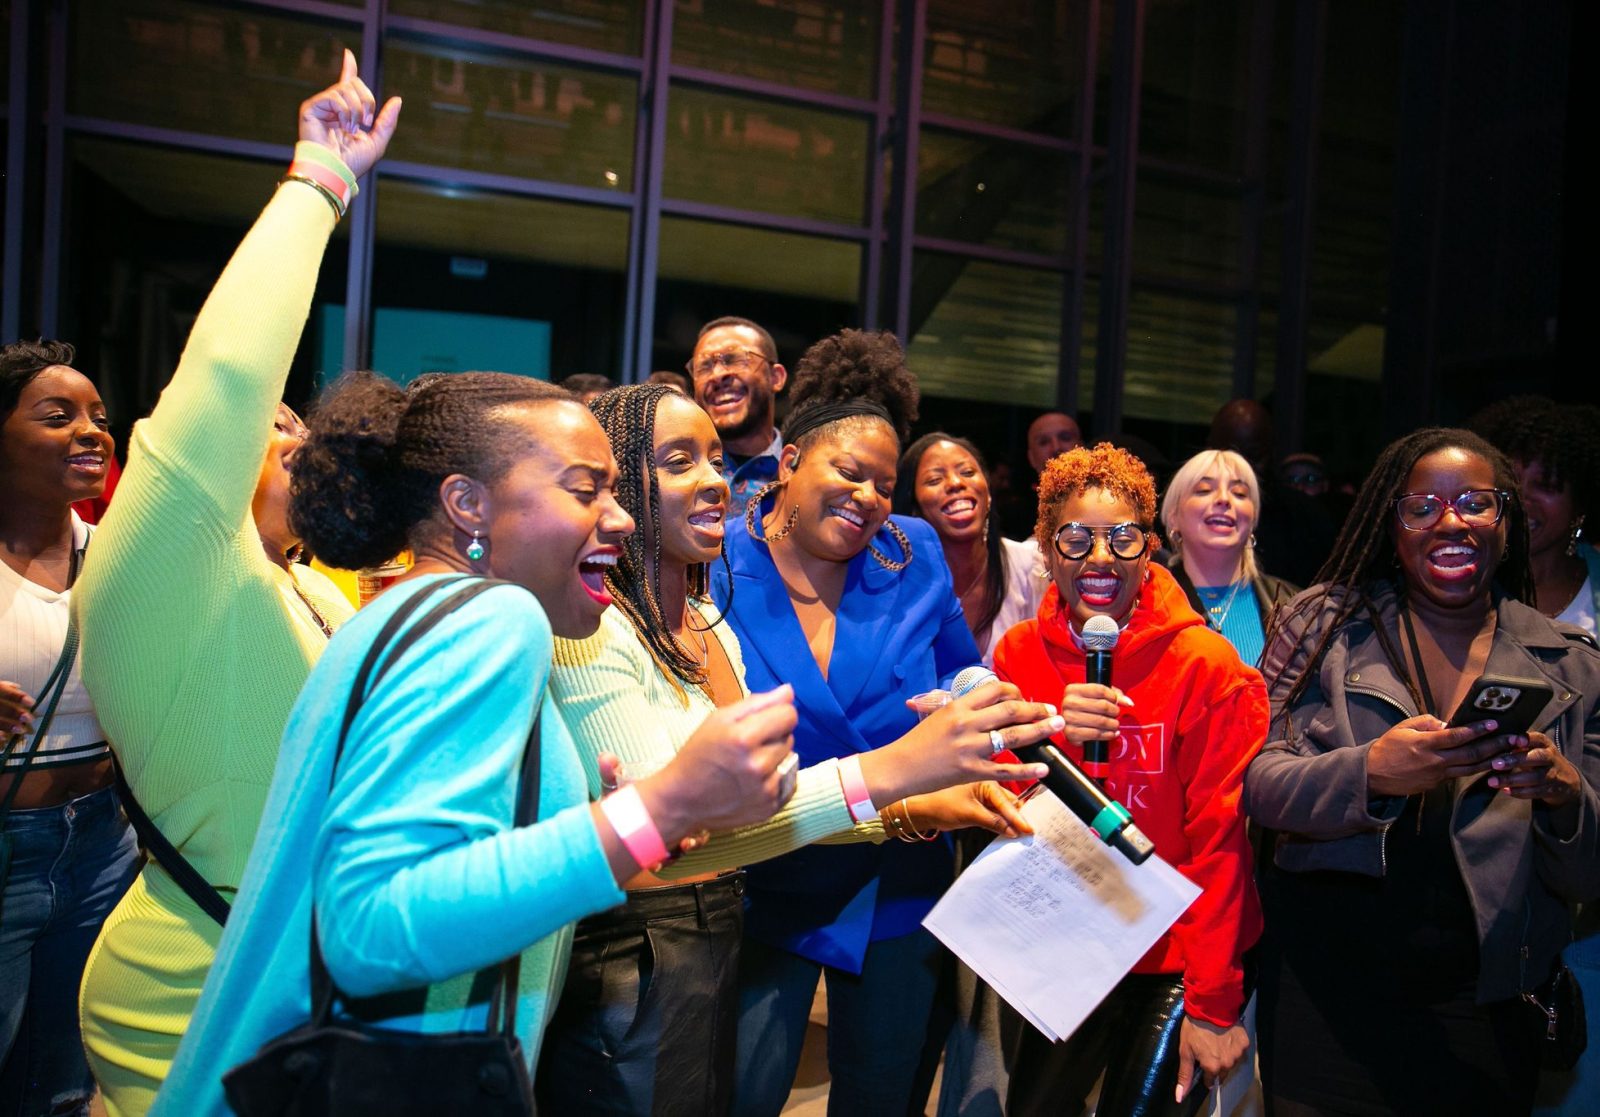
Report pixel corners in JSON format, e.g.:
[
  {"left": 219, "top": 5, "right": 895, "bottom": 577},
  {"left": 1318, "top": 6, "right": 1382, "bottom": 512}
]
[{"left": 688, "top": 317, "right": 788, "bottom": 516}]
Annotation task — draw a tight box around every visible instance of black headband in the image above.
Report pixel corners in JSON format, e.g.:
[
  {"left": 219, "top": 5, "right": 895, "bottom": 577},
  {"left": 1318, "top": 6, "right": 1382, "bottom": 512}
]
[{"left": 783, "top": 398, "right": 894, "bottom": 446}]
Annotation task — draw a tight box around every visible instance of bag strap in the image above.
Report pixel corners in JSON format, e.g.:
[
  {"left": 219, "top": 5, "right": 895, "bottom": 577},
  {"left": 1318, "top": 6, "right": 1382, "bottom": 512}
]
[
  {"left": 113, "top": 755, "right": 233, "bottom": 925},
  {"left": 1, "top": 617, "right": 83, "bottom": 821},
  {"left": 310, "top": 577, "right": 541, "bottom": 1040}
]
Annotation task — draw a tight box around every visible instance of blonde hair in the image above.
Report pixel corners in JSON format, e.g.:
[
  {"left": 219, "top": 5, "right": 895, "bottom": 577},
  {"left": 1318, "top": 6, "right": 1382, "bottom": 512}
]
[{"left": 1160, "top": 449, "right": 1260, "bottom": 582}]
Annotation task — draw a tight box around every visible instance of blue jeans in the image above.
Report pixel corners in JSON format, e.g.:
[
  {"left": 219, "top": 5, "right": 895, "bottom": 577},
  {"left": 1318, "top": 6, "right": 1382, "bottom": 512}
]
[
  {"left": 732, "top": 929, "right": 944, "bottom": 1117},
  {"left": 0, "top": 786, "right": 139, "bottom": 1117}
]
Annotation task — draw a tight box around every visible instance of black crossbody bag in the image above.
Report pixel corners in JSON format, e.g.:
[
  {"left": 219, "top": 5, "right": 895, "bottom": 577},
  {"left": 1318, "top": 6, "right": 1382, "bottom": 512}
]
[{"left": 223, "top": 576, "right": 541, "bottom": 1117}]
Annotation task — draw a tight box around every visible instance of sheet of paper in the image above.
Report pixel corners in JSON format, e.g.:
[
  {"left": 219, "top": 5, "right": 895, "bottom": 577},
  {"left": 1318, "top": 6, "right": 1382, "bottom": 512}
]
[{"left": 923, "top": 790, "right": 1201, "bottom": 1042}]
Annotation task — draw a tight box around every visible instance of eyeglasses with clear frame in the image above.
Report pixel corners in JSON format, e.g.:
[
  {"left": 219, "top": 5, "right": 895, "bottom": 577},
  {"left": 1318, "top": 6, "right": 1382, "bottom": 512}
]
[
  {"left": 1392, "top": 489, "right": 1510, "bottom": 531},
  {"left": 1052, "top": 521, "right": 1152, "bottom": 561},
  {"left": 686, "top": 348, "right": 771, "bottom": 382}
]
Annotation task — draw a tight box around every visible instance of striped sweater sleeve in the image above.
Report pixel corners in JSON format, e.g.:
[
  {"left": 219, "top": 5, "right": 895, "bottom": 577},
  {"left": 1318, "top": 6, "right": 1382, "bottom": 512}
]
[{"left": 551, "top": 613, "right": 881, "bottom": 877}]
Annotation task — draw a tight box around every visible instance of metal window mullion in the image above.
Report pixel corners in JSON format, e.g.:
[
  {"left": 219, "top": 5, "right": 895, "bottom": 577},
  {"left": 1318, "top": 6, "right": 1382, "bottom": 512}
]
[
  {"left": 626, "top": 0, "right": 675, "bottom": 383},
  {"left": 339, "top": 0, "right": 382, "bottom": 375},
  {"left": 3, "top": 0, "right": 32, "bottom": 340},
  {"left": 860, "top": 0, "right": 895, "bottom": 330},
  {"left": 1275, "top": 0, "right": 1327, "bottom": 456},
  {"left": 1093, "top": 0, "right": 1147, "bottom": 435},
  {"left": 888, "top": 0, "right": 927, "bottom": 341},
  {"left": 1234, "top": 0, "right": 1277, "bottom": 400},
  {"left": 39, "top": 0, "right": 68, "bottom": 337},
  {"left": 1060, "top": 0, "right": 1104, "bottom": 415}
]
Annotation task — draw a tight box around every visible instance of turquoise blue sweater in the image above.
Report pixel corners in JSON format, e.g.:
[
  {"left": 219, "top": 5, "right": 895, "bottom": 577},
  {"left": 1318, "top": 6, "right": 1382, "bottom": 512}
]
[{"left": 153, "top": 575, "right": 624, "bottom": 1115}]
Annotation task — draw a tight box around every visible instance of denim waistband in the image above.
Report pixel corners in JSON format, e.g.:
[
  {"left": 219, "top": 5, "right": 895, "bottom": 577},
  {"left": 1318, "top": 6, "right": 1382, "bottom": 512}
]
[
  {"left": 580, "top": 872, "right": 746, "bottom": 932},
  {"left": 2, "top": 783, "right": 123, "bottom": 831}
]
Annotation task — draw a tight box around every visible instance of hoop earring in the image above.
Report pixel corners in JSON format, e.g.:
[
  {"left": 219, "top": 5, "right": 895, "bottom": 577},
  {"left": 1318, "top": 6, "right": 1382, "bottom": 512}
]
[
  {"left": 465, "top": 531, "right": 486, "bottom": 562},
  {"left": 1249, "top": 533, "right": 1258, "bottom": 550},
  {"left": 1567, "top": 515, "right": 1586, "bottom": 557},
  {"left": 868, "top": 519, "right": 913, "bottom": 572},
  {"left": 744, "top": 481, "right": 797, "bottom": 543}
]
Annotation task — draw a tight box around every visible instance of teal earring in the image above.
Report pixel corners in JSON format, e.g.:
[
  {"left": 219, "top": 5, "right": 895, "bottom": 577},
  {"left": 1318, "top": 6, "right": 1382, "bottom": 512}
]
[{"left": 466, "top": 532, "right": 486, "bottom": 562}]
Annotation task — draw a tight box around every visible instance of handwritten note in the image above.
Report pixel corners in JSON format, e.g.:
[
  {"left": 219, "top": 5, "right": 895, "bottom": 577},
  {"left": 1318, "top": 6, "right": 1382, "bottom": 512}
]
[{"left": 923, "top": 790, "right": 1200, "bottom": 1042}]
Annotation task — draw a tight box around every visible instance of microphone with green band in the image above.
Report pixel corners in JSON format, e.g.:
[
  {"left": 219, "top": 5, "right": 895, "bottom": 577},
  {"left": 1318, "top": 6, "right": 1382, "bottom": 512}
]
[{"left": 951, "top": 665, "right": 1154, "bottom": 866}]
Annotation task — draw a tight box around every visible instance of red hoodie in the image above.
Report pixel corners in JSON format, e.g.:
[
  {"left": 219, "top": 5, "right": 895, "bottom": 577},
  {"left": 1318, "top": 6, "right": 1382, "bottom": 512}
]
[{"left": 993, "top": 562, "right": 1268, "bottom": 1027}]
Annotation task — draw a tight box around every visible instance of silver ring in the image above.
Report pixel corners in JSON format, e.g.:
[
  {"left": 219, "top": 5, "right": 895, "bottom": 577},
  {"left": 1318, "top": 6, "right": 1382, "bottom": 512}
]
[{"left": 989, "top": 729, "right": 1006, "bottom": 755}]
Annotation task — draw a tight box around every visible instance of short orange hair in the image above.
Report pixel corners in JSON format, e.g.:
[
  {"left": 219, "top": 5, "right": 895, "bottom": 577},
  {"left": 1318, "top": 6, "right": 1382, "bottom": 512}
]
[{"left": 1034, "top": 442, "right": 1159, "bottom": 554}]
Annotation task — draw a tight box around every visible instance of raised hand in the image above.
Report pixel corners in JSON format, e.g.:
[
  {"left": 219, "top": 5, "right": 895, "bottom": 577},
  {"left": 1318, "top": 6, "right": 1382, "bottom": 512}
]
[{"left": 298, "top": 48, "right": 402, "bottom": 180}]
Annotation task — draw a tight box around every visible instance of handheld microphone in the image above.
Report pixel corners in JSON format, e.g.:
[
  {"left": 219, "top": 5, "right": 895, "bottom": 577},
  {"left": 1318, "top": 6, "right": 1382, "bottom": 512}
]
[
  {"left": 950, "top": 665, "right": 1154, "bottom": 865},
  {"left": 1080, "top": 615, "right": 1119, "bottom": 782}
]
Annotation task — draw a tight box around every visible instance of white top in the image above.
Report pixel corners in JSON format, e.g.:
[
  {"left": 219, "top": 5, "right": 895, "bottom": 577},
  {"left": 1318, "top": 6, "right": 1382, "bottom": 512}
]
[
  {"left": 0, "top": 513, "right": 108, "bottom": 769},
  {"left": 976, "top": 537, "right": 1053, "bottom": 665},
  {"left": 1555, "top": 572, "right": 1597, "bottom": 639}
]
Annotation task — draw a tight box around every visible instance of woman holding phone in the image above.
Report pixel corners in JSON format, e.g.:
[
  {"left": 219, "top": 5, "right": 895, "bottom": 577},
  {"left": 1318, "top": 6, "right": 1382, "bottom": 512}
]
[{"left": 1245, "top": 428, "right": 1600, "bottom": 1116}]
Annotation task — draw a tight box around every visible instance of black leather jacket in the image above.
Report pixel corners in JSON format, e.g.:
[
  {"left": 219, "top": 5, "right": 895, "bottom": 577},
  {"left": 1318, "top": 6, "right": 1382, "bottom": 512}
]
[{"left": 1245, "top": 580, "right": 1600, "bottom": 1002}]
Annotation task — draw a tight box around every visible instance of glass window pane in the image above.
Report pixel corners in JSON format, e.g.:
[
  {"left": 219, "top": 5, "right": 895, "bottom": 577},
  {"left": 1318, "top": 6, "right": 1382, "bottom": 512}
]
[
  {"left": 371, "top": 179, "right": 630, "bottom": 382},
  {"left": 917, "top": 129, "right": 1074, "bottom": 256},
  {"left": 383, "top": 39, "right": 637, "bottom": 191},
  {"left": 924, "top": 0, "right": 1085, "bottom": 136},
  {"left": 70, "top": 0, "right": 353, "bottom": 144},
  {"left": 672, "top": 0, "right": 880, "bottom": 100},
  {"left": 1, "top": 0, "right": 10, "bottom": 109},
  {"left": 1139, "top": 0, "right": 1252, "bottom": 172},
  {"left": 652, "top": 216, "right": 860, "bottom": 373},
  {"left": 389, "top": 0, "right": 642, "bottom": 56},
  {"left": 663, "top": 86, "right": 869, "bottom": 225},
  {"left": 64, "top": 139, "right": 346, "bottom": 428},
  {"left": 1123, "top": 288, "right": 1236, "bottom": 422},
  {"left": 1132, "top": 178, "right": 1242, "bottom": 286},
  {"left": 906, "top": 255, "right": 1064, "bottom": 408}
]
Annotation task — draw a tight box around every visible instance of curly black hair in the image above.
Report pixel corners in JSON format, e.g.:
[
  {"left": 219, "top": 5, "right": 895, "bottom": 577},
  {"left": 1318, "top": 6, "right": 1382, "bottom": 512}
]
[
  {"left": 786, "top": 328, "right": 920, "bottom": 449},
  {"left": 1468, "top": 395, "right": 1600, "bottom": 519},
  {"left": 1, "top": 339, "right": 78, "bottom": 421},
  {"left": 290, "top": 370, "right": 573, "bottom": 569}
]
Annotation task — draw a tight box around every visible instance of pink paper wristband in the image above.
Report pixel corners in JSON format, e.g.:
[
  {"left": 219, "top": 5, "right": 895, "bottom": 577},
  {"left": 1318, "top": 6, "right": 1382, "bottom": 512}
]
[
  {"left": 837, "top": 754, "right": 876, "bottom": 823},
  {"left": 600, "top": 784, "right": 670, "bottom": 869}
]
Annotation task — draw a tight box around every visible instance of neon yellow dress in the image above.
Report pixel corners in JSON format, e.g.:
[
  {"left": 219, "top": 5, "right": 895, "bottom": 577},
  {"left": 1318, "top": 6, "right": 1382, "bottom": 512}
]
[{"left": 73, "top": 152, "right": 356, "bottom": 1117}]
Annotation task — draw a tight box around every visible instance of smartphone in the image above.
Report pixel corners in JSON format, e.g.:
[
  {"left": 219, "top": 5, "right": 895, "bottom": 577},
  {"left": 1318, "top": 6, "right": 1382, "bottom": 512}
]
[{"left": 1446, "top": 674, "right": 1554, "bottom": 739}]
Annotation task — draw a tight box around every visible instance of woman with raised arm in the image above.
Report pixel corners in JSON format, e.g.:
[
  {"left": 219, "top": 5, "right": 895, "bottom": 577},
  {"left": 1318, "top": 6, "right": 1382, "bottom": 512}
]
[
  {"left": 71, "top": 54, "right": 396, "bottom": 1115},
  {"left": 536, "top": 384, "right": 1056, "bottom": 1115},
  {"left": 152, "top": 371, "right": 797, "bottom": 1116},
  {"left": 1245, "top": 428, "right": 1600, "bottom": 1116},
  {"left": 0, "top": 340, "right": 137, "bottom": 1117}
]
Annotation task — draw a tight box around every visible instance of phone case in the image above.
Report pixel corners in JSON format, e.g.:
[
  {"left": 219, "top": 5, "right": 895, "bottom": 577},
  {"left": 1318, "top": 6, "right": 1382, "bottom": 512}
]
[{"left": 1446, "top": 674, "right": 1555, "bottom": 737}]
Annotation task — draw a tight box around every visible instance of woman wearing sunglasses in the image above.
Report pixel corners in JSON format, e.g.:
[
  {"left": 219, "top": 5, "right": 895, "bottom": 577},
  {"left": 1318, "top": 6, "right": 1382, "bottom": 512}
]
[
  {"left": 1245, "top": 429, "right": 1600, "bottom": 1116},
  {"left": 972, "top": 443, "right": 1267, "bottom": 1116}
]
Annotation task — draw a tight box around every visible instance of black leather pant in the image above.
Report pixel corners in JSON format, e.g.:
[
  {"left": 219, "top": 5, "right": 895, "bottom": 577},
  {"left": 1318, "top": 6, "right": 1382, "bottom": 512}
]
[
  {"left": 1003, "top": 972, "right": 1207, "bottom": 1117},
  {"left": 535, "top": 873, "right": 745, "bottom": 1116}
]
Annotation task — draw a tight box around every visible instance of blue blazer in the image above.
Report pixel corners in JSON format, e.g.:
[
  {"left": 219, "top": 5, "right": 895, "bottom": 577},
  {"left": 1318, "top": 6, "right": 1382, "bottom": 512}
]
[{"left": 713, "top": 513, "right": 981, "bottom": 972}]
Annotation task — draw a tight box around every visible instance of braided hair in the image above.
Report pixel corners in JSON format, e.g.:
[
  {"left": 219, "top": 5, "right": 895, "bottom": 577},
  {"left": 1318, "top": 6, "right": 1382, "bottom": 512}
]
[
  {"left": 588, "top": 383, "right": 730, "bottom": 697},
  {"left": 290, "top": 370, "right": 572, "bottom": 569},
  {"left": 1267, "top": 427, "right": 1532, "bottom": 719}
]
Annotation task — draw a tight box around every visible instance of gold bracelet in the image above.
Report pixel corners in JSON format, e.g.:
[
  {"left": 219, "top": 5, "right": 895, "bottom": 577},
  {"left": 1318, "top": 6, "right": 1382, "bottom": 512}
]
[
  {"left": 281, "top": 173, "right": 345, "bottom": 221},
  {"left": 882, "top": 798, "right": 937, "bottom": 843}
]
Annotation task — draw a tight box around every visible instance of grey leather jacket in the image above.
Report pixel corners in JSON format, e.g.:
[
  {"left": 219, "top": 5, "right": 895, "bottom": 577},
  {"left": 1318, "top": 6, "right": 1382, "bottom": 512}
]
[{"left": 1245, "top": 580, "right": 1600, "bottom": 1002}]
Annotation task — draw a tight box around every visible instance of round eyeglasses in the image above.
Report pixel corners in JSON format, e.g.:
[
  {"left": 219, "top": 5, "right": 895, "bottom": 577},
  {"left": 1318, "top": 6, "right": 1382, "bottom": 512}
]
[
  {"left": 1052, "top": 522, "right": 1152, "bottom": 561},
  {"left": 686, "top": 348, "right": 770, "bottom": 382},
  {"left": 1393, "top": 489, "right": 1509, "bottom": 532}
]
